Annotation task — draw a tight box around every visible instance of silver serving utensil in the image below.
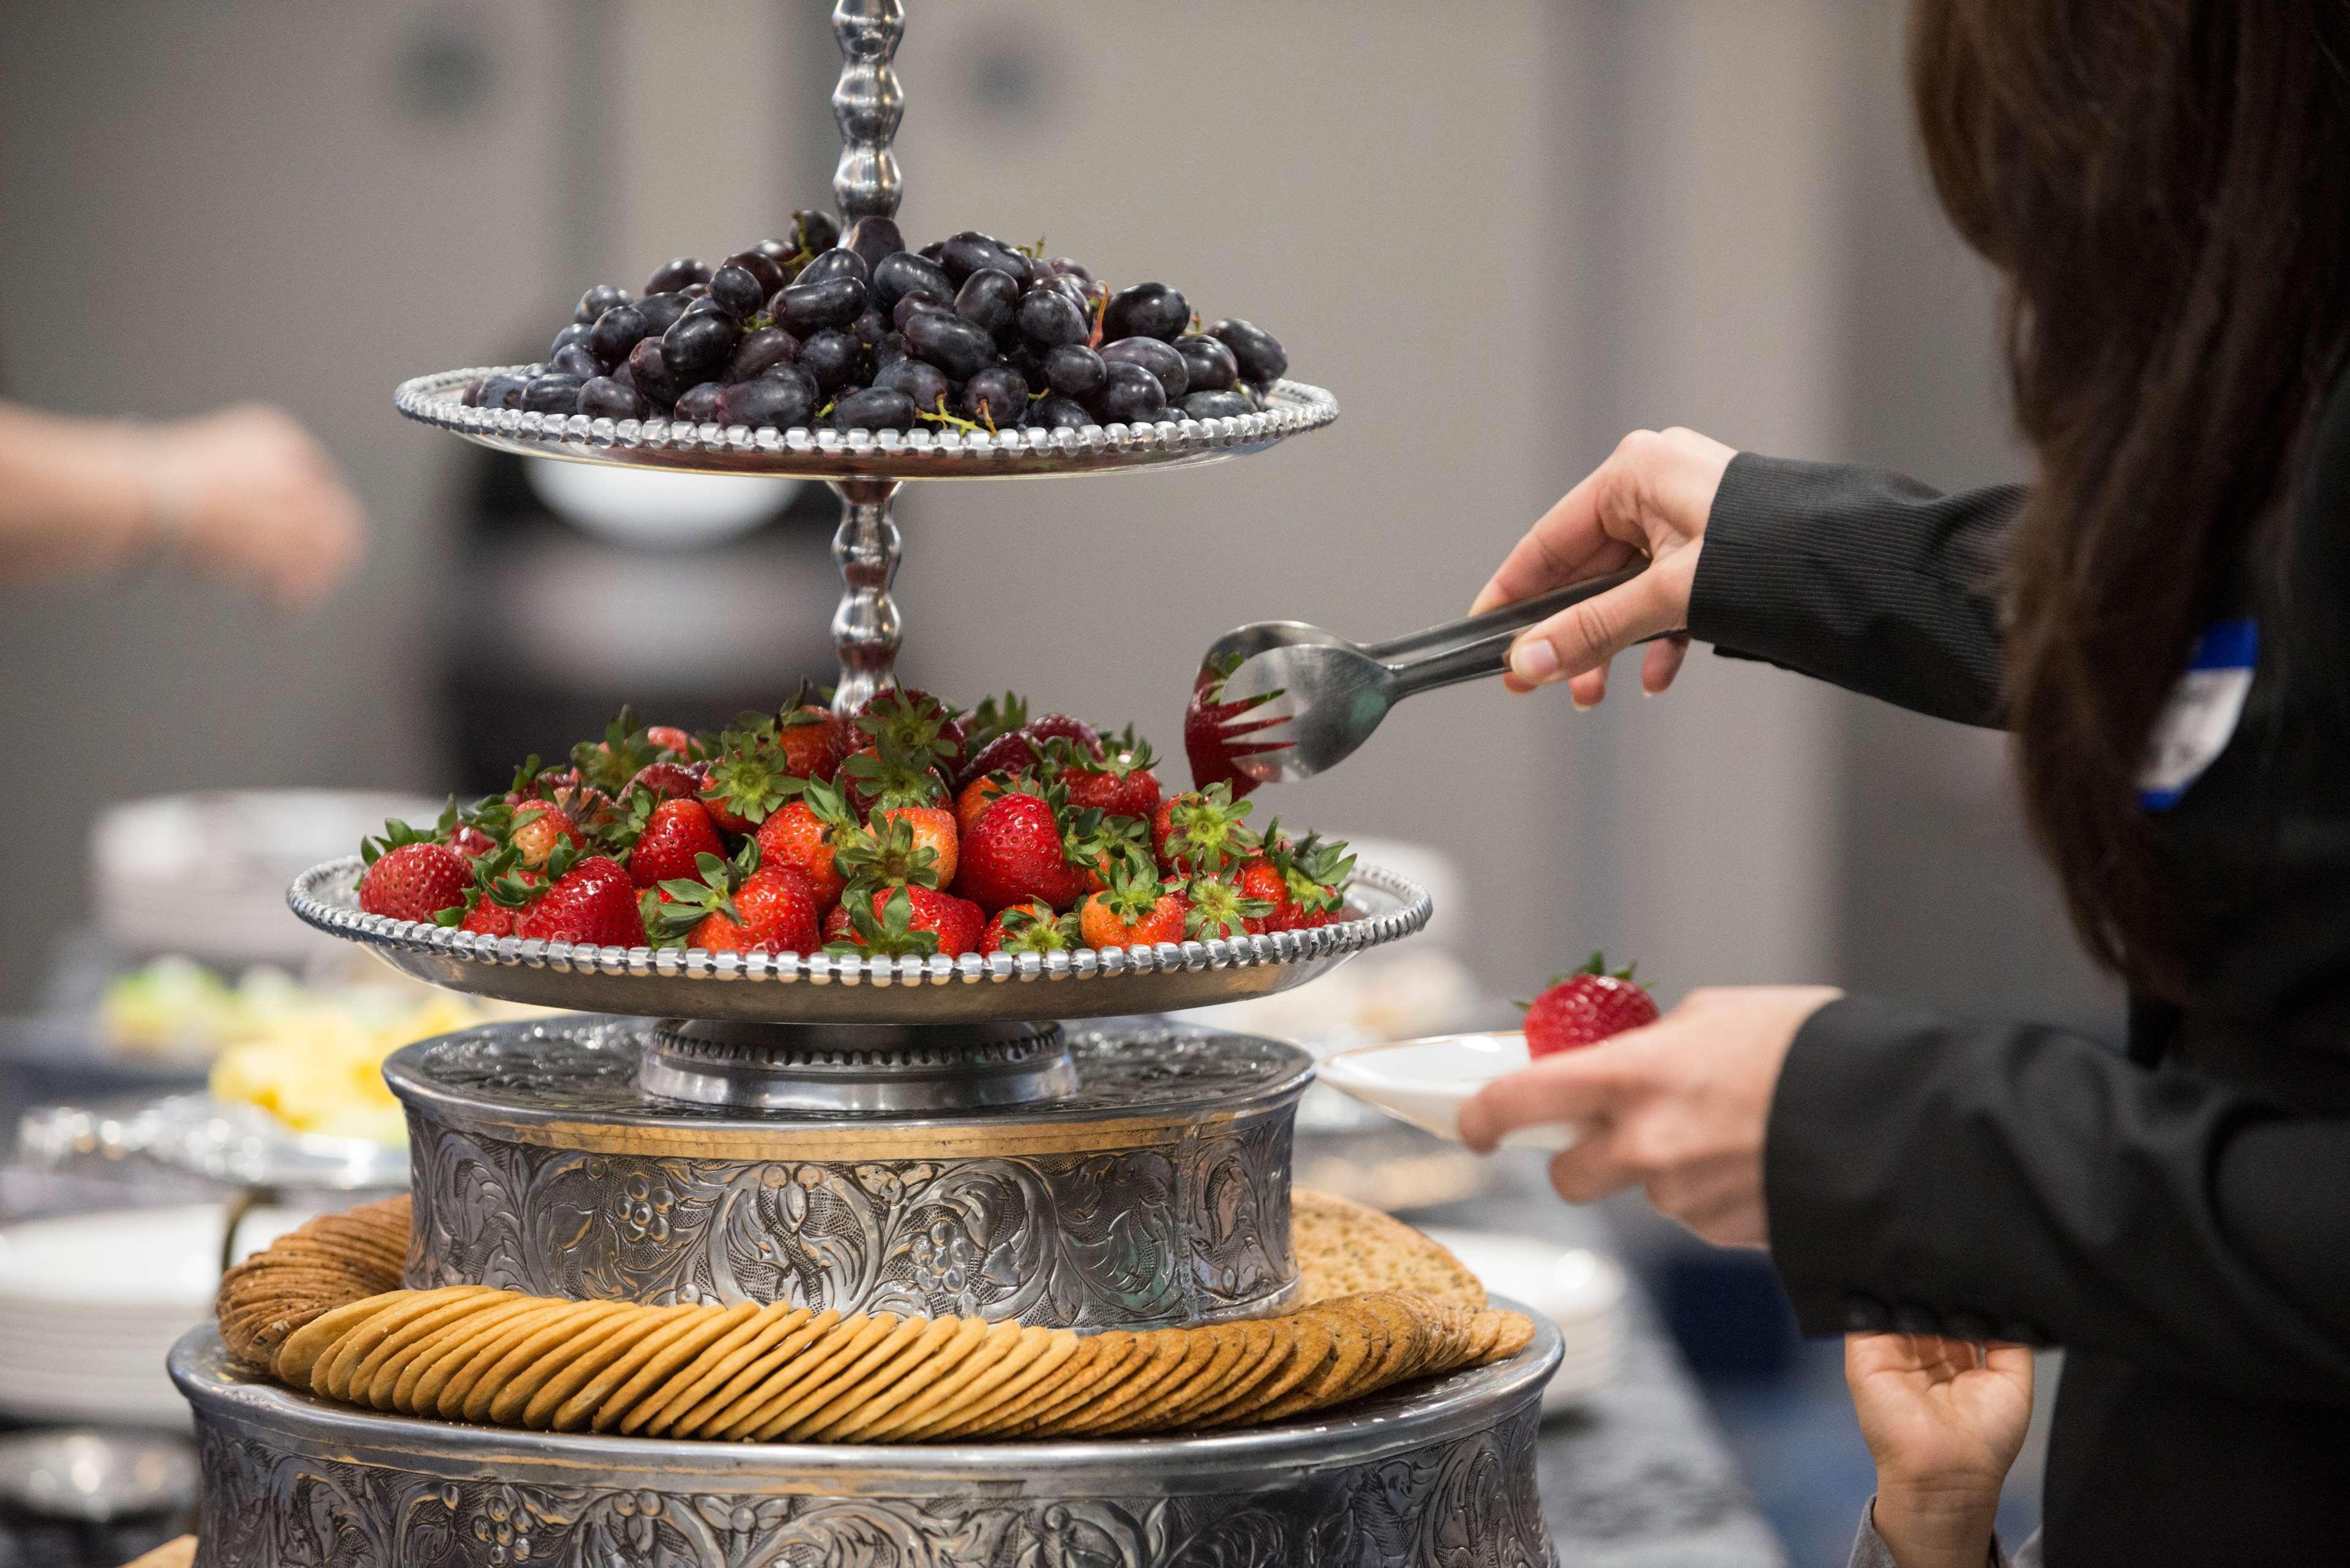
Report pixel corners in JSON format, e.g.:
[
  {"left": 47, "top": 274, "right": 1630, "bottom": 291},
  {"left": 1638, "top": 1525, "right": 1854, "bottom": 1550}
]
[{"left": 1200, "top": 567, "right": 1660, "bottom": 782}]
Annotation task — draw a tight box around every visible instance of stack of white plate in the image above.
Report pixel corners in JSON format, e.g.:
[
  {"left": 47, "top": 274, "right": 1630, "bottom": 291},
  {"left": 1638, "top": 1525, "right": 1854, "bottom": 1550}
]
[
  {"left": 0, "top": 1206, "right": 304, "bottom": 1428},
  {"left": 1422, "top": 1227, "right": 1628, "bottom": 1415}
]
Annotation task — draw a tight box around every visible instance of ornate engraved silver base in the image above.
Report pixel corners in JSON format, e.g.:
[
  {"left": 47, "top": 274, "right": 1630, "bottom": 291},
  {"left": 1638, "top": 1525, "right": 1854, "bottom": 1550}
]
[
  {"left": 173, "top": 1321, "right": 1561, "bottom": 1568},
  {"left": 390, "top": 1018, "right": 1309, "bottom": 1330},
  {"left": 640, "top": 1018, "right": 1075, "bottom": 1113}
]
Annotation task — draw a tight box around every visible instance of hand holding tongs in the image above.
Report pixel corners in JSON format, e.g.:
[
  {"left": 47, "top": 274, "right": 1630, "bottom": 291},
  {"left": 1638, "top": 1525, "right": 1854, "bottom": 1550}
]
[{"left": 1191, "top": 567, "right": 1667, "bottom": 785}]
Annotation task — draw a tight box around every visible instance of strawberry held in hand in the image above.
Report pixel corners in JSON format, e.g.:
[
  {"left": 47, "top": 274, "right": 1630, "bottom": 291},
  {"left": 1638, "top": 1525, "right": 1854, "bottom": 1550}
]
[{"left": 1523, "top": 953, "right": 1659, "bottom": 1059}]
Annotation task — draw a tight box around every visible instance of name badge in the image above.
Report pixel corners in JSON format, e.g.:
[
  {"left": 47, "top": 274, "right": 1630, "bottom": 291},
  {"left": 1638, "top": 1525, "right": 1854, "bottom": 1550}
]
[{"left": 2138, "top": 618, "right": 2258, "bottom": 811}]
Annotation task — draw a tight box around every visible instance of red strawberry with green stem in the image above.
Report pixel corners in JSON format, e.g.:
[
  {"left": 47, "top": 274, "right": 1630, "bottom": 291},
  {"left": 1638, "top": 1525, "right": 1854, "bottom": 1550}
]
[
  {"left": 1185, "top": 652, "right": 1287, "bottom": 800},
  {"left": 823, "top": 885, "right": 984, "bottom": 958},
  {"left": 1058, "top": 731, "right": 1162, "bottom": 821},
  {"left": 623, "top": 797, "right": 725, "bottom": 889},
  {"left": 856, "top": 687, "right": 967, "bottom": 777},
  {"left": 515, "top": 854, "right": 645, "bottom": 947},
  {"left": 957, "top": 789, "right": 1103, "bottom": 913},
  {"left": 1152, "top": 782, "right": 1259, "bottom": 877},
  {"left": 1077, "top": 860, "right": 1189, "bottom": 948},
  {"left": 1183, "top": 873, "right": 1274, "bottom": 941},
  {"left": 753, "top": 776, "right": 856, "bottom": 909},
  {"left": 701, "top": 726, "right": 799, "bottom": 832},
  {"left": 1522, "top": 953, "right": 1659, "bottom": 1059},
  {"left": 357, "top": 819, "right": 470, "bottom": 924},
  {"left": 983, "top": 900, "right": 1083, "bottom": 956}
]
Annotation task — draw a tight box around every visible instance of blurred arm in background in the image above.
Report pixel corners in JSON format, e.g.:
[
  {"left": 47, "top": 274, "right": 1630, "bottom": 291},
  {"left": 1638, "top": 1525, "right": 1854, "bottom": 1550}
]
[{"left": 0, "top": 401, "right": 366, "bottom": 604}]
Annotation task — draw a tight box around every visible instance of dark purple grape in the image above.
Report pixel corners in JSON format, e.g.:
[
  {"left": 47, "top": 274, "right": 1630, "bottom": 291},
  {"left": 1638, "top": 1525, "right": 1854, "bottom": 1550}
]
[
  {"left": 957, "top": 365, "right": 1028, "bottom": 430},
  {"left": 627, "top": 337, "right": 681, "bottom": 406},
  {"left": 680, "top": 282, "right": 710, "bottom": 299},
  {"left": 662, "top": 310, "right": 741, "bottom": 386},
  {"left": 774, "top": 276, "right": 867, "bottom": 335},
  {"left": 752, "top": 238, "right": 801, "bottom": 283},
  {"left": 727, "top": 326, "right": 800, "bottom": 383},
  {"left": 1100, "top": 337, "right": 1188, "bottom": 401},
  {"left": 871, "top": 250, "right": 954, "bottom": 310},
  {"left": 954, "top": 270, "right": 1020, "bottom": 335},
  {"left": 1182, "top": 389, "right": 1254, "bottom": 420},
  {"left": 720, "top": 368, "right": 817, "bottom": 431},
  {"left": 876, "top": 357, "right": 951, "bottom": 413},
  {"left": 549, "top": 321, "right": 594, "bottom": 359},
  {"left": 938, "top": 231, "right": 1028, "bottom": 286},
  {"left": 1042, "top": 257, "right": 1094, "bottom": 285},
  {"left": 903, "top": 310, "right": 997, "bottom": 379},
  {"left": 798, "top": 328, "right": 864, "bottom": 390},
  {"left": 851, "top": 308, "right": 891, "bottom": 349},
  {"left": 796, "top": 248, "right": 870, "bottom": 290},
  {"left": 645, "top": 257, "right": 709, "bottom": 296},
  {"left": 477, "top": 371, "right": 530, "bottom": 410},
  {"left": 1173, "top": 334, "right": 1238, "bottom": 394},
  {"left": 460, "top": 376, "right": 486, "bottom": 407},
  {"left": 587, "top": 304, "right": 651, "bottom": 365},
  {"left": 610, "top": 360, "right": 638, "bottom": 392},
  {"left": 708, "top": 264, "right": 767, "bottom": 318},
  {"left": 1031, "top": 396, "right": 1099, "bottom": 431},
  {"left": 1104, "top": 282, "right": 1189, "bottom": 342},
  {"left": 722, "top": 249, "right": 786, "bottom": 297},
  {"left": 892, "top": 290, "right": 950, "bottom": 332},
  {"left": 839, "top": 216, "right": 904, "bottom": 274},
  {"left": 1000, "top": 342, "right": 1045, "bottom": 386},
  {"left": 833, "top": 385, "right": 918, "bottom": 432},
  {"left": 873, "top": 331, "right": 908, "bottom": 370},
  {"left": 1207, "top": 319, "right": 1287, "bottom": 387},
  {"left": 635, "top": 292, "right": 689, "bottom": 335},
  {"left": 790, "top": 209, "right": 841, "bottom": 256},
  {"left": 522, "top": 373, "right": 586, "bottom": 416},
  {"left": 1091, "top": 362, "right": 1167, "bottom": 424},
  {"left": 1042, "top": 344, "right": 1107, "bottom": 400},
  {"left": 1016, "top": 287, "right": 1088, "bottom": 348},
  {"left": 919, "top": 239, "right": 948, "bottom": 263},
  {"left": 673, "top": 381, "right": 727, "bottom": 424},
  {"left": 574, "top": 284, "right": 631, "bottom": 326},
  {"left": 550, "top": 343, "right": 604, "bottom": 381},
  {"left": 580, "top": 376, "right": 649, "bottom": 421},
  {"left": 684, "top": 293, "right": 733, "bottom": 319}
]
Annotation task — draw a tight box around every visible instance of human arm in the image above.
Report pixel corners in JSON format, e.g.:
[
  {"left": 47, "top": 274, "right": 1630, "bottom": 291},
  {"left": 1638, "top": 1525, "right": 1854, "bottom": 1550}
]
[
  {"left": 0, "top": 401, "right": 365, "bottom": 603},
  {"left": 1843, "top": 1332, "right": 2033, "bottom": 1568},
  {"left": 1473, "top": 430, "right": 2024, "bottom": 726}
]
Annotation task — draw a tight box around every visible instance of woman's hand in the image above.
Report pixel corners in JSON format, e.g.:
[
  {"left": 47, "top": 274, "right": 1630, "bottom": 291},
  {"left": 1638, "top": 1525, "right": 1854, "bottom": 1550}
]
[
  {"left": 147, "top": 403, "right": 368, "bottom": 606},
  {"left": 1847, "top": 1332, "right": 2034, "bottom": 1568},
  {"left": 1472, "top": 427, "right": 1735, "bottom": 709},
  {"left": 1456, "top": 985, "right": 1838, "bottom": 1246}
]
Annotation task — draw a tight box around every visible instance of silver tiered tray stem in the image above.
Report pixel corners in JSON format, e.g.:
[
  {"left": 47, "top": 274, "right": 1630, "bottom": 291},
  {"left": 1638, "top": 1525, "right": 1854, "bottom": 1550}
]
[{"left": 828, "top": 478, "right": 902, "bottom": 716}]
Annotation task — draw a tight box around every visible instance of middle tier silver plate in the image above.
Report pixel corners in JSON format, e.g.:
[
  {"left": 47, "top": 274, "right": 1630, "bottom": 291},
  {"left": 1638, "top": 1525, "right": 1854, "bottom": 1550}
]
[
  {"left": 288, "top": 859, "right": 1431, "bottom": 1025},
  {"left": 389, "top": 1017, "right": 1310, "bottom": 1330}
]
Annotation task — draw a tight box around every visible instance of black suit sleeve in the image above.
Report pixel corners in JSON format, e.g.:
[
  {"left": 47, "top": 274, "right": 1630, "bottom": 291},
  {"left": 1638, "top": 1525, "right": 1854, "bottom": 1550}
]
[
  {"left": 1768, "top": 998, "right": 2350, "bottom": 1405},
  {"left": 1688, "top": 454, "right": 2024, "bottom": 728}
]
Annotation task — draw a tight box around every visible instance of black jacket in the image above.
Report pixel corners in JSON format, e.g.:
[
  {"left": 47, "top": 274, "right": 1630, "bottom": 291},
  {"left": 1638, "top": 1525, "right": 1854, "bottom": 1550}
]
[{"left": 1688, "top": 378, "right": 2350, "bottom": 1566}]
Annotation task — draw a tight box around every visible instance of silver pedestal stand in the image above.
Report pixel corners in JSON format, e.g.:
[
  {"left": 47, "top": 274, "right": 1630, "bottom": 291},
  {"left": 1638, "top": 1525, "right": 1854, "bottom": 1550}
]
[{"left": 185, "top": 6, "right": 1555, "bottom": 1564}]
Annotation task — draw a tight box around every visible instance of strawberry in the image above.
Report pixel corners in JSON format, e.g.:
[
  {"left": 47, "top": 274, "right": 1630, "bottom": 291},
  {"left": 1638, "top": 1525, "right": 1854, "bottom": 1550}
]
[
  {"left": 1183, "top": 873, "right": 1274, "bottom": 941},
  {"left": 982, "top": 900, "right": 1083, "bottom": 955},
  {"left": 962, "top": 691, "right": 1030, "bottom": 753},
  {"left": 838, "top": 736, "right": 951, "bottom": 820},
  {"left": 646, "top": 724, "right": 695, "bottom": 755},
  {"left": 957, "top": 791, "right": 1091, "bottom": 913},
  {"left": 1024, "top": 713, "right": 1102, "bottom": 759},
  {"left": 574, "top": 707, "right": 660, "bottom": 797},
  {"left": 955, "top": 729, "right": 1041, "bottom": 791},
  {"left": 1522, "top": 953, "right": 1660, "bottom": 1059},
  {"left": 357, "top": 824, "right": 470, "bottom": 924},
  {"left": 447, "top": 823, "right": 496, "bottom": 859},
  {"left": 1184, "top": 652, "right": 1285, "bottom": 801},
  {"left": 1077, "top": 861, "right": 1188, "bottom": 949},
  {"left": 509, "top": 802, "right": 583, "bottom": 870},
  {"left": 516, "top": 854, "right": 645, "bottom": 947},
  {"left": 630, "top": 761, "right": 704, "bottom": 802},
  {"left": 626, "top": 798, "right": 724, "bottom": 889},
  {"left": 856, "top": 687, "right": 968, "bottom": 776},
  {"left": 687, "top": 864, "right": 823, "bottom": 955},
  {"left": 1232, "top": 854, "right": 1291, "bottom": 935},
  {"left": 459, "top": 895, "right": 518, "bottom": 936},
  {"left": 701, "top": 726, "right": 798, "bottom": 832},
  {"left": 754, "top": 778, "right": 855, "bottom": 908},
  {"left": 1268, "top": 829, "right": 1355, "bottom": 930},
  {"left": 1153, "top": 783, "right": 1259, "bottom": 876},
  {"left": 881, "top": 804, "right": 959, "bottom": 887},
  {"left": 956, "top": 771, "right": 1032, "bottom": 834},
  {"left": 775, "top": 704, "right": 847, "bottom": 782},
  {"left": 833, "top": 809, "right": 949, "bottom": 895},
  {"left": 1060, "top": 733, "right": 1162, "bottom": 821},
  {"left": 825, "top": 885, "right": 984, "bottom": 958}
]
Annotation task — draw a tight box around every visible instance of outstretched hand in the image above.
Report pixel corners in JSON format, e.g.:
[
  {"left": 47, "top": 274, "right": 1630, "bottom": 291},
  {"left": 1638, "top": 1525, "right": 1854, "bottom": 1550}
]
[{"left": 1847, "top": 1332, "right": 2034, "bottom": 1568}]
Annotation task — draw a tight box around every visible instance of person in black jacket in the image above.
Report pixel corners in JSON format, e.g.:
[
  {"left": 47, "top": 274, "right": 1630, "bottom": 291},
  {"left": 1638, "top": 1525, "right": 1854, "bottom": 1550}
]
[{"left": 1458, "top": 4, "right": 2350, "bottom": 1564}]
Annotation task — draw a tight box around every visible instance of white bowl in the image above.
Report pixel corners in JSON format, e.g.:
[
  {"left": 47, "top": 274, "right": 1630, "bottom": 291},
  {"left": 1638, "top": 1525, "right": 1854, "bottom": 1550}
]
[{"left": 1316, "top": 1031, "right": 1576, "bottom": 1151}]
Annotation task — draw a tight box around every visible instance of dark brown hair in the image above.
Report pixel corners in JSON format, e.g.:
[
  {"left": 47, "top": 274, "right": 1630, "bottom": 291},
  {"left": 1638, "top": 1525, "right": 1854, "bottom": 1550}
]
[{"left": 1910, "top": 0, "right": 2350, "bottom": 995}]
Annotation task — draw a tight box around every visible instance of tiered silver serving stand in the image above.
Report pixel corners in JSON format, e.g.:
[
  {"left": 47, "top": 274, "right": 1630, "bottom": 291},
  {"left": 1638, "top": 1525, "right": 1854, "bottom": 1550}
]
[{"left": 171, "top": 6, "right": 1557, "bottom": 1564}]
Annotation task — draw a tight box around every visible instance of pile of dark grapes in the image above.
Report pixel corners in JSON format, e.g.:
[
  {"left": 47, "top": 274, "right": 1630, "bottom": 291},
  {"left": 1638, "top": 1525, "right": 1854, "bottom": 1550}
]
[{"left": 462, "top": 211, "right": 1291, "bottom": 436}]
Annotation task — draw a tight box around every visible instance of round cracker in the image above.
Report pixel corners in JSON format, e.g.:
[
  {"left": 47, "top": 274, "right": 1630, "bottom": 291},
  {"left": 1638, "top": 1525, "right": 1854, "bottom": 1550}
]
[
  {"left": 856, "top": 1318, "right": 1025, "bottom": 1442},
  {"left": 984, "top": 1332, "right": 1139, "bottom": 1436},
  {"left": 894, "top": 1326, "right": 1074, "bottom": 1443},
  {"left": 387, "top": 1296, "right": 553, "bottom": 1411},
  {"left": 817, "top": 1315, "right": 996, "bottom": 1442},
  {"left": 460, "top": 1301, "right": 631, "bottom": 1424},
  {"left": 1052, "top": 1329, "right": 1219, "bottom": 1437},
  {"left": 1199, "top": 1315, "right": 1341, "bottom": 1428},
  {"left": 1251, "top": 1302, "right": 1380, "bottom": 1424},
  {"left": 1484, "top": 1311, "right": 1536, "bottom": 1363},
  {"left": 732, "top": 1314, "right": 911, "bottom": 1442},
  {"left": 1146, "top": 1320, "right": 1281, "bottom": 1432},
  {"left": 548, "top": 1304, "right": 708, "bottom": 1433},
  {"left": 266, "top": 1290, "right": 416, "bottom": 1392},
  {"left": 632, "top": 1304, "right": 811, "bottom": 1438},
  {"left": 351, "top": 1291, "right": 525, "bottom": 1409},
  {"left": 596, "top": 1302, "right": 761, "bottom": 1435},
  {"left": 1180, "top": 1321, "right": 1298, "bottom": 1427},
  {"left": 490, "top": 1304, "right": 655, "bottom": 1427},
  {"left": 624, "top": 1303, "right": 788, "bottom": 1438},
  {"left": 418, "top": 1300, "right": 582, "bottom": 1419},
  {"left": 764, "top": 1314, "right": 948, "bottom": 1442},
  {"left": 648, "top": 1308, "right": 839, "bottom": 1441},
  {"left": 1095, "top": 1324, "right": 1246, "bottom": 1436}
]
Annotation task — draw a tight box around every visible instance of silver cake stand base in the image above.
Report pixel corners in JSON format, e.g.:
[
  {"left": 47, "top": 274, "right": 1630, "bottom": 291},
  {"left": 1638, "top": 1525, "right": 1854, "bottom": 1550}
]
[{"left": 173, "top": 1319, "right": 1561, "bottom": 1568}]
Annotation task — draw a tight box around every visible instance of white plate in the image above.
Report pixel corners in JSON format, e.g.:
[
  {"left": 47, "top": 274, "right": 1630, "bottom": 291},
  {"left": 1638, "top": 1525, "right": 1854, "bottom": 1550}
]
[
  {"left": 1317, "top": 1031, "right": 1576, "bottom": 1151},
  {"left": 1421, "top": 1228, "right": 1628, "bottom": 1414},
  {"left": 0, "top": 1205, "right": 304, "bottom": 1309}
]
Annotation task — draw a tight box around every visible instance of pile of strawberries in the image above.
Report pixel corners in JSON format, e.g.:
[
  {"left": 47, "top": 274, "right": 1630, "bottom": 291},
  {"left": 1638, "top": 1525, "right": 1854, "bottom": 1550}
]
[{"left": 353, "top": 689, "right": 1355, "bottom": 961}]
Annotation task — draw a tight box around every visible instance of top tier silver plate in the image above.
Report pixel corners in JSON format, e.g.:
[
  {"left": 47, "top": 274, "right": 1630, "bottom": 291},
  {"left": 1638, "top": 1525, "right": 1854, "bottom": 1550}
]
[
  {"left": 394, "top": 367, "right": 1339, "bottom": 481},
  {"left": 288, "top": 858, "right": 1431, "bottom": 1025}
]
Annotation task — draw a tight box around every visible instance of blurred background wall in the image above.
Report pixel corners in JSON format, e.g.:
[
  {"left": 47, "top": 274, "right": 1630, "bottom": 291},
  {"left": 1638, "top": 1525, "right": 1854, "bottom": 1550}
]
[{"left": 0, "top": 0, "right": 2118, "bottom": 1034}]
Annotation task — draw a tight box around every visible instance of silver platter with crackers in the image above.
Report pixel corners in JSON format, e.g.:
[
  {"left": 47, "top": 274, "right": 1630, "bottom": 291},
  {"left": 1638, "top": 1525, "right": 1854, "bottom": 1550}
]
[{"left": 172, "top": 9, "right": 1563, "bottom": 1566}]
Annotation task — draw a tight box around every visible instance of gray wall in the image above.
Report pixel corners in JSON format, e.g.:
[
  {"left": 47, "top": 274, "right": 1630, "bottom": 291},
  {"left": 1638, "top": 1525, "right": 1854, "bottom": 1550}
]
[{"left": 0, "top": 0, "right": 2114, "bottom": 1036}]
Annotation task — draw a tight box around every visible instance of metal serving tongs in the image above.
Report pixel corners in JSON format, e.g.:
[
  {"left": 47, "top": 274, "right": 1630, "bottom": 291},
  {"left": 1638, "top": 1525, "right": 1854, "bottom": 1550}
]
[{"left": 1189, "top": 566, "right": 1667, "bottom": 786}]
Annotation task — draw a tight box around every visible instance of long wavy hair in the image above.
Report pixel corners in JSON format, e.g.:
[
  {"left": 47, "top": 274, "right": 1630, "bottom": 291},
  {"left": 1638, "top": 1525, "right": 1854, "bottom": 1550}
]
[{"left": 1910, "top": 0, "right": 2350, "bottom": 995}]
